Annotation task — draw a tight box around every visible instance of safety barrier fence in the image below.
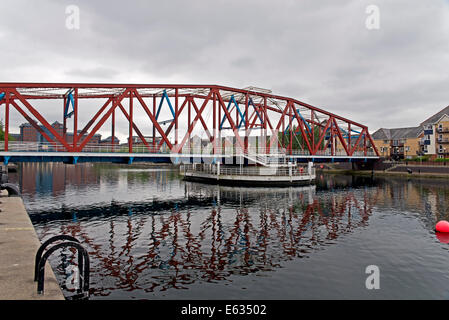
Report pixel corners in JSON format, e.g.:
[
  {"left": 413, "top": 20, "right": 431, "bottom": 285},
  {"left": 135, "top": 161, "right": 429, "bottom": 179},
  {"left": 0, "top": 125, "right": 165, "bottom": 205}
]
[
  {"left": 181, "top": 164, "right": 315, "bottom": 177},
  {"left": 0, "top": 141, "right": 376, "bottom": 158}
]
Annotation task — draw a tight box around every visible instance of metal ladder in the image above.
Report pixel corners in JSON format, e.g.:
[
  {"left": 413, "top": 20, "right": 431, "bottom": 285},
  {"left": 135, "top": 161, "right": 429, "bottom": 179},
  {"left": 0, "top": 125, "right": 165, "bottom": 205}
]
[{"left": 34, "top": 235, "right": 90, "bottom": 300}]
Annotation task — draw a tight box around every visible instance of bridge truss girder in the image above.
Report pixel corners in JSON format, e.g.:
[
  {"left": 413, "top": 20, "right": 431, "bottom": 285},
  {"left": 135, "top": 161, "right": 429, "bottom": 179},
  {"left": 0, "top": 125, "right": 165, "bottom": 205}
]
[{"left": 0, "top": 83, "right": 379, "bottom": 157}]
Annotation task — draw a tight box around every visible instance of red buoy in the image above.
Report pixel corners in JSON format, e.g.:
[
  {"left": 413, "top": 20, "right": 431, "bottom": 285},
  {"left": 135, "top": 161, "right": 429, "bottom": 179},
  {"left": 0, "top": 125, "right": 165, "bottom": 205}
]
[{"left": 436, "top": 220, "right": 449, "bottom": 233}]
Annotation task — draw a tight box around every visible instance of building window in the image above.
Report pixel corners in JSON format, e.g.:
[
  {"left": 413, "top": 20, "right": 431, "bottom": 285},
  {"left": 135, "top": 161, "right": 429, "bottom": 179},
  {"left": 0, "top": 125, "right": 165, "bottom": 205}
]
[{"left": 405, "top": 146, "right": 410, "bottom": 152}]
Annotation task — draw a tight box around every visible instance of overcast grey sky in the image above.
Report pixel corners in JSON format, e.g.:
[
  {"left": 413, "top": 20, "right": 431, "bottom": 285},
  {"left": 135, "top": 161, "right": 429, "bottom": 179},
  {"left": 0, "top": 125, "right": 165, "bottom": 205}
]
[{"left": 1, "top": 0, "right": 448, "bottom": 139}]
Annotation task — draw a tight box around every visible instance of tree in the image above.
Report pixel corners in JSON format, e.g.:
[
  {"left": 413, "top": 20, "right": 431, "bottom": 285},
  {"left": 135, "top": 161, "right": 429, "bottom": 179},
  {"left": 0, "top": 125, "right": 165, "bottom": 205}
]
[
  {"left": 278, "top": 125, "right": 324, "bottom": 151},
  {"left": 0, "top": 120, "right": 16, "bottom": 142}
]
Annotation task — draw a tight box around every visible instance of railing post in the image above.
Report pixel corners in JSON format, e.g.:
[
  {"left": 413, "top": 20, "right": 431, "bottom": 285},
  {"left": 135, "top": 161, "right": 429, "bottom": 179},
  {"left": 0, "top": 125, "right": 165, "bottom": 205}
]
[
  {"left": 288, "top": 162, "right": 292, "bottom": 179},
  {"left": 73, "top": 88, "right": 78, "bottom": 152},
  {"left": 217, "top": 161, "right": 220, "bottom": 180},
  {"left": 4, "top": 90, "right": 9, "bottom": 152},
  {"left": 129, "top": 90, "right": 133, "bottom": 153},
  {"left": 111, "top": 108, "right": 115, "bottom": 153}
]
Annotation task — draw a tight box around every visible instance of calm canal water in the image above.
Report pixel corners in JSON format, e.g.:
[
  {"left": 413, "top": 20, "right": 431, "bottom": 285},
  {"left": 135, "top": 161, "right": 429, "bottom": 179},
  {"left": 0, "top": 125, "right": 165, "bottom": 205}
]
[{"left": 8, "top": 163, "right": 449, "bottom": 299}]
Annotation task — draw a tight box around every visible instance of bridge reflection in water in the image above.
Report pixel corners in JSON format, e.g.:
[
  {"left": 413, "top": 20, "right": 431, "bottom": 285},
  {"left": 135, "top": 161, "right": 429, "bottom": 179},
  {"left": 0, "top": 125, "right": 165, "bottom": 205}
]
[{"left": 29, "top": 175, "right": 377, "bottom": 298}]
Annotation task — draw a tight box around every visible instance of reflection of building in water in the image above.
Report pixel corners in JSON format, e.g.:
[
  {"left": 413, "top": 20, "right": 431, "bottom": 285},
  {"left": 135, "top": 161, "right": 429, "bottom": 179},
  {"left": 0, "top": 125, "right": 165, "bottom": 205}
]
[
  {"left": 427, "top": 192, "right": 438, "bottom": 216},
  {"left": 9, "top": 162, "right": 178, "bottom": 198},
  {"left": 35, "top": 185, "right": 376, "bottom": 297},
  {"left": 374, "top": 180, "right": 423, "bottom": 210},
  {"left": 18, "top": 163, "right": 100, "bottom": 196},
  {"left": 370, "top": 177, "right": 449, "bottom": 223}
]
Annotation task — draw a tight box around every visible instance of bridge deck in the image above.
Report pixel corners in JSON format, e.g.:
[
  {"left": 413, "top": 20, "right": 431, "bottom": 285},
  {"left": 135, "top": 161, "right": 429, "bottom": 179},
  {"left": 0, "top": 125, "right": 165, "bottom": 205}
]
[{"left": 0, "top": 151, "right": 379, "bottom": 164}]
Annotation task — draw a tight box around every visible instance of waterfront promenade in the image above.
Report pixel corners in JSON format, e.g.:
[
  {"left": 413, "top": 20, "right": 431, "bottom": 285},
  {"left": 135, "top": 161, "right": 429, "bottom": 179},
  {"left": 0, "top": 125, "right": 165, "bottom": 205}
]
[{"left": 0, "top": 191, "right": 64, "bottom": 300}]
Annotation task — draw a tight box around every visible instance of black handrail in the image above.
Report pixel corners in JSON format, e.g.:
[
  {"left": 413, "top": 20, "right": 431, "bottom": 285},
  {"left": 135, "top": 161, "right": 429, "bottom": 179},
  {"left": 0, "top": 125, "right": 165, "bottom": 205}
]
[
  {"left": 37, "top": 241, "right": 90, "bottom": 296},
  {"left": 35, "top": 237, "right": 90, "bottom": 299},
  {"left": 34, "top": 235, "right": 80, "bottom": 281}
]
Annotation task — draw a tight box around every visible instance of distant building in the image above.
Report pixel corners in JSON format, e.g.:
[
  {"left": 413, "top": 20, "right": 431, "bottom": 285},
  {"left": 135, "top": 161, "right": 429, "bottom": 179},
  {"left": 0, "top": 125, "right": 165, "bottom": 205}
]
[
  {"left": 371, "top": 105, "right": 449, "bottom": 160},
  {"left": 100, "top": 136, "right": 120, "bottom": 145},
  {"left": 127, "top": 136, "right": 169, "bottom": 152},
  {"left": 20, "top": 121, "right": 64, "bottom": 143},
  {"left": 18, "top": 121, "right": 101, "bottom": 145},
  {"left": 128, "top": 136, "right": 158, "bottom": 145},
  {"left": 420, "top": 105, "right": 449, "bottom": 159},
  {"left": 372, "top": 127, "right": 423, "bottom": 160}
]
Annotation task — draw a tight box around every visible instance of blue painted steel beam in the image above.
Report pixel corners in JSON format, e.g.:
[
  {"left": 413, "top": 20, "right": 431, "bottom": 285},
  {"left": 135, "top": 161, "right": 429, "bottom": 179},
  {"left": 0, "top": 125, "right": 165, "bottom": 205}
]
[
  {"left": 293, "top": 109, "right": 312, "bottom": 133},
  {"left": 155, "top": 90, "right": 176, "bottom": 121},
  {"left": 284, "top": 109, "right": 313, "bottom": 135},
  {"left": 220, "top": 95, "right": 245, "bottom": 129},
  {"left": 339, "top": 127, "right": 361, "bottom": 140},
  {"left": 64, "top": 91, "right": 75, "bottom": 119},
  {"left": 238, "top": 98, "right": 263, "bottom": 129}
]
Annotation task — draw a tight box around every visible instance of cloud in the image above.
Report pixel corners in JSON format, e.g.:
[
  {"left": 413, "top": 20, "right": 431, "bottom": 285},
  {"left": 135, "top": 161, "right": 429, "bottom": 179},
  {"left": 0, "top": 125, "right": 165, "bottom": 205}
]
[
  {"left": 0, "top": 0, "right": 448, "bottom": 140},
  {"left": 65, "top": 67, "right": 119, "bottom": 79}
]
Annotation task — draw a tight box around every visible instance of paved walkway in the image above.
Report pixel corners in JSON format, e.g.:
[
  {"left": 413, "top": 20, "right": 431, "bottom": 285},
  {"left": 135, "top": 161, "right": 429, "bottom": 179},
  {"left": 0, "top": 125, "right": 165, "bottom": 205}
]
[{"left": 0, "top": 191, "right": 64, "bottom": 300}]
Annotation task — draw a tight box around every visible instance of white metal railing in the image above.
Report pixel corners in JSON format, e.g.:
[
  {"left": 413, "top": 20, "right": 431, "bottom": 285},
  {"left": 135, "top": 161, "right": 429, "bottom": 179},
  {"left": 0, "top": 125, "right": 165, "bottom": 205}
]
[
  {"left": 0, "top": 141, "right": 170, "bottom": 154},
  {"left": 182, "top": 164, "right": 315, "bottom": 177},
  {"left": 0, "top": 141, "right": 377, "bottom": 157}
]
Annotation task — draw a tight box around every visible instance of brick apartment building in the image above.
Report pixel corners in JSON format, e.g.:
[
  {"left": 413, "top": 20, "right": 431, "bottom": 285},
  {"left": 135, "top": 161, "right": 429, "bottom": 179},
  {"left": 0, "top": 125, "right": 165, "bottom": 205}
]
[{"left": 18, "top": 121, "right": 104, "bottom": 145}]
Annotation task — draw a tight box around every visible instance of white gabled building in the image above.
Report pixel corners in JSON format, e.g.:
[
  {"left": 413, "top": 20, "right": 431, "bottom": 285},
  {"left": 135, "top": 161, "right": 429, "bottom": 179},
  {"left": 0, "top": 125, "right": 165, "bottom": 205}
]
[{"left": 420, "top": 105, "right": 449, "bottom": 159}]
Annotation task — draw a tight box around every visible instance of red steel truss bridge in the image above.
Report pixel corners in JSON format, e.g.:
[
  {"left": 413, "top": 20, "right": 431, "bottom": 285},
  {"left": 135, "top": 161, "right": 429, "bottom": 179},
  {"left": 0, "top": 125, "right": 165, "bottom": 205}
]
[{"left": 0, "top": 83, "right": 379, "bottom": 165}]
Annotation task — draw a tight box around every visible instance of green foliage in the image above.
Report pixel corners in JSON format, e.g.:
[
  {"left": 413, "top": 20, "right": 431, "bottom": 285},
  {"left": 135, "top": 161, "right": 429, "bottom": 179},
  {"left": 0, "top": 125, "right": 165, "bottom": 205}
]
[
  {"left": 433, "top": 158, "right": 449, "bottom": 162},
  {"left": 0, "top": 120, "right": 15, "bottom": 141},
  {"left": 409, "top": 156, "right": 430, "bottom": 162},
  {"left": 278, "top": 126, "right": 324, "bottom": 150}
]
